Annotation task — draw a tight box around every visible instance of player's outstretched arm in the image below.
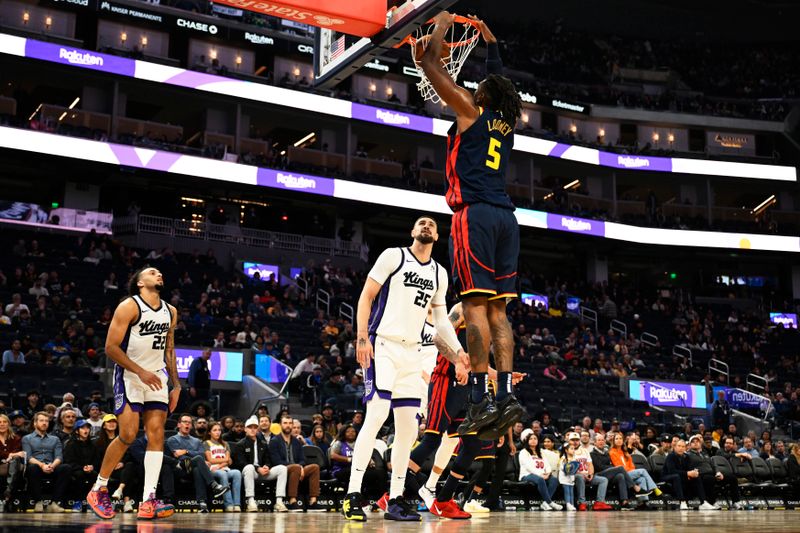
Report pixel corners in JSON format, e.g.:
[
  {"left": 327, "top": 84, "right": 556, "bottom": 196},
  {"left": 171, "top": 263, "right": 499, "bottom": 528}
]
[
  {"left": 105, "top": 298, "right": 161, "bottom": 391},
  {"left": 420, "top": 11, "right": 479, "bottom": 121},
  {"left": 165, "top": 304, "right": 182, "bottom": 413},
  {"left": 432, "top": 302, "right": 464, "bottom": 363},
  {"left": 355, "top": 277, "right": 382, "bottom": 369}
]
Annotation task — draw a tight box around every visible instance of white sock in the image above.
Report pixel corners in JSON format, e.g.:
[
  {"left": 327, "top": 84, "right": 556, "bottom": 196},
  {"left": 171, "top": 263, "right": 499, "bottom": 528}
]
[
  {"left": 92, "top": 475, "right": 109, "bottom": 492},
  {"left": 142, "top": 450, "right": 163, "bottom": 501},
  {"left": 426, "top": 437, "right": 459, "bottom": 491},
  {"left": 347, "top": 397, "right": 390, "bottom": 494},
  {"left": 389, "top": 406, "right": 418, "bottom": 499}
]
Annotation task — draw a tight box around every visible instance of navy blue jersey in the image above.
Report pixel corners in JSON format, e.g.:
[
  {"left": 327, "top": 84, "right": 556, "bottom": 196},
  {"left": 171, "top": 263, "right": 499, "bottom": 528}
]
[{"left": 445, "top": 107, "right": 515, "bottom": 211}]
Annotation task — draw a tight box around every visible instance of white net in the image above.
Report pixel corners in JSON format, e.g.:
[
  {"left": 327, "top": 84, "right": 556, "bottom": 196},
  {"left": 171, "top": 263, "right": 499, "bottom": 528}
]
[{"left": 408, "top": 19, "right": 481, "bottom": 104}]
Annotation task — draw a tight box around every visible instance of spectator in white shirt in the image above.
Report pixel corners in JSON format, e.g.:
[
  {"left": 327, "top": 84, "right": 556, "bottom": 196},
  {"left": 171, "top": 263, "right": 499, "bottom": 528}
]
[{"left": 518, "top": 430, "right": 562, "bottom": 510}]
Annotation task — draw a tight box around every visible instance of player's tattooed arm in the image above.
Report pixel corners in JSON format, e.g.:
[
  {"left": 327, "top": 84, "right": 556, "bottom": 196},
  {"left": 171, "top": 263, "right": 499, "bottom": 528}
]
[{"left": 433, "top": 303, "right": 465, "bottom": 364}]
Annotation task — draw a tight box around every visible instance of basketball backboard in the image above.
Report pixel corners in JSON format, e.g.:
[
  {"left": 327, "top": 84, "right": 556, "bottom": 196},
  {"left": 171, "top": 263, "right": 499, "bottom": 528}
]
[{"left": 313, "top": 0, "right": 457, "bottom": 89}]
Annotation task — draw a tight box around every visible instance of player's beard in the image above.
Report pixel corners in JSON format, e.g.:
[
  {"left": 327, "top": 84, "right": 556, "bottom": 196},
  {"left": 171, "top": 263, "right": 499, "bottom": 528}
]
[
  {"left": 154, "top": 282, "right": 164, "bottom": 292},
  {"left": 415, "top": 233, "right": 434, "bottom": 244}
]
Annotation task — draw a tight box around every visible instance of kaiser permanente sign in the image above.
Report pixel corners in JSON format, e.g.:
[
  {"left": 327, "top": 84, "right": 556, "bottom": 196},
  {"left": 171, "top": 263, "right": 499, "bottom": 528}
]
[{"left": 1, "top": 33, "right": 795, "bottom": 183}]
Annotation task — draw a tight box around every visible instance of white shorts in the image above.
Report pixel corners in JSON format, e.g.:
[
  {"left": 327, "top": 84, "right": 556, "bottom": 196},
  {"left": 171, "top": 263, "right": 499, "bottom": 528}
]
[
  {"left": 418, "top": 354, "right": 438, "bottom": 418},
  {"left": 113, "top": 365, "right": 169, "bottom": 414},
  {"left": 364, "top": 336, "right": 424, "bottom": 408}
]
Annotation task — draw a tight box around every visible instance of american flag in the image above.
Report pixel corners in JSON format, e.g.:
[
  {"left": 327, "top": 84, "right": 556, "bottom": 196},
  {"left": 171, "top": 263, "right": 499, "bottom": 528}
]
[{"left": 330, "top": 35, "right": 346, "bottom": 61}]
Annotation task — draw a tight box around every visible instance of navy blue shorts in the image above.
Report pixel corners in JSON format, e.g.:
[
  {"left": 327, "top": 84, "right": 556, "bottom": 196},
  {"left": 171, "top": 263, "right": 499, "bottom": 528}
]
[
  {"left": 449, "top": 203, "right": 519, "bottom": 300},
  {"left": 426, "top": 371, "right": 469, "bottom": 436}
]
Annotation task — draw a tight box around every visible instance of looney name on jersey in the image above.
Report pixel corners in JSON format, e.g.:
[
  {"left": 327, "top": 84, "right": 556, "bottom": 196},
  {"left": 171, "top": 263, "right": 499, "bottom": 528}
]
[
  {"left": 138, "top": 320, "right": 170, "bottom": 336},
  {"left": 403, "top": 272, "right": 434, "bottom": 291},
  {"left": 487, "top": 118, "right": 513, "bottom": 137}
]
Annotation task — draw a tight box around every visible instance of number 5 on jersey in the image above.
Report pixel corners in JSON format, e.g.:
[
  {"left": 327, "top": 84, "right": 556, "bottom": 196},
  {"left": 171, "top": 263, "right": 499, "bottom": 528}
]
[{"left": 485, "top": 138, "right": 502, "bottom": 170}]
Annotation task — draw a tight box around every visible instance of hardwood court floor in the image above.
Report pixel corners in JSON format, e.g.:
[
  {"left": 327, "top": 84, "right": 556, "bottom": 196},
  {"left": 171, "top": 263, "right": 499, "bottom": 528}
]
[{"left": 1, "top": 510, "right": 799, "bottom": 533}]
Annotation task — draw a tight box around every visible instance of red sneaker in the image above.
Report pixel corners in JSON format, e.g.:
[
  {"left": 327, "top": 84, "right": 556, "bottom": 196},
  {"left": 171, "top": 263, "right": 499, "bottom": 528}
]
[
  {"left": 430, "top": 499, "right": 471, "bottom": 519},
  {"left": 592, "top": 501, "right": 613, "bottom": 511},
  {"left": 87, "top": 487, "right": 116, "bottom": 520},
  {"left": 577, "top": 503, "right": 588, "bottom": 512},
  {"left": 376, "top": 492, "right": 389, "bottom": 512}
]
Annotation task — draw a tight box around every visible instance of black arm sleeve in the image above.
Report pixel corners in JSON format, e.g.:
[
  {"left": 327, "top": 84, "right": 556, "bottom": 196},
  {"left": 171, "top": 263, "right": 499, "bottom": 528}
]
[{"left": 486, "top": 42, "right": 503, "bottom": 76}]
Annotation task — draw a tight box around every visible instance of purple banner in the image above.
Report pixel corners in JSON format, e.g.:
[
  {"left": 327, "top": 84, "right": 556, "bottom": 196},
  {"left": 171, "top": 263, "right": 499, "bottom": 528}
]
[
  {"left": 24, "top": 40, "right": 135, "bottom": 77},
  {"left": 546, "top": 213, "right": 605, "bottom": 237},
  {"left": 598, "top": 151, "right": 673, "bottom": 172},
  {"left": 256, "top": 168, "right": 335, "bottom": 196},
  {"left": 351, "top": 103, "right": 433, "bottom": 134}
]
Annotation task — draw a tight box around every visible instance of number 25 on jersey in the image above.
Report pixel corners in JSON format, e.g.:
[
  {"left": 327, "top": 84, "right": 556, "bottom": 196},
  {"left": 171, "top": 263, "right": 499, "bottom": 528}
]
[{"left": 485, "top": 138, "right": 502, "bottom": 170}]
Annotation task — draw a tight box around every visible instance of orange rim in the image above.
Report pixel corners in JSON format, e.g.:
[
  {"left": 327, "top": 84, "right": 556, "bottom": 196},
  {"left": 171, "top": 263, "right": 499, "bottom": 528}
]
[{"left": 395, "top": 15, "right": 481, "bottom": 49}]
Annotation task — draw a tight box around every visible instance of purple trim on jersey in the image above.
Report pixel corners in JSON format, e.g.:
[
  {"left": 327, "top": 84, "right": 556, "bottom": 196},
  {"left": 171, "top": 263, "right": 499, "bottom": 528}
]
[
  {"left": 143, "top": 401, "right": 168, "bottom": 412},
  {"left": 391, "top": 398, "right": 421, "bottom": 409},
  {"left": 367, "top": 250, "right": 404, "bottom": 335}
]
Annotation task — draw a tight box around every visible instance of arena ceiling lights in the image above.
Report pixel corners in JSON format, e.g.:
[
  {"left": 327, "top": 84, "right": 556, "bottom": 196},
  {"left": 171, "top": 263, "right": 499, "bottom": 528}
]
[
  {"left": 0, "top": 125, "right": 796, "bottom": 254},
  {"left": 0, "top": 33, "right": 796, "bottom": 183}
]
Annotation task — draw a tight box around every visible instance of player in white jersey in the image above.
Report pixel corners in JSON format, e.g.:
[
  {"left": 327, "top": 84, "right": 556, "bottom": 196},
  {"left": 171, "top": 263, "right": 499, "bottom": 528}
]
[
  {"left": 342, "top": 216, "right": 467, "bottom": 522},
  {"left": 87, "top": 266, "right": 180, "bottom": 521},
  {"left": 418, "top": 318, "right": 438, "bottom": 419}
]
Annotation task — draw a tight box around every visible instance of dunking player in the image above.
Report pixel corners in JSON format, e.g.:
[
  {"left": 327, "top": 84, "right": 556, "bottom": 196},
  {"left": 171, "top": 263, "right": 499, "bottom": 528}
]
[
  {"left": 420, "top": 13, "right": 524, "bottom": 439},
  {"left": 342, "top": 216, "right": 467, "bottom": 522},
  {"left": 87, "top": 267, "right": 181, "bottom": 520}
]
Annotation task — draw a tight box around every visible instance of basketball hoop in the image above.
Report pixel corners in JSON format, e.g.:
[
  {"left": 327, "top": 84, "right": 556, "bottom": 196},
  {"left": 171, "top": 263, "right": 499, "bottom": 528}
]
[{"left": 397, "top": 15, "right": 481, "bottom": 104}]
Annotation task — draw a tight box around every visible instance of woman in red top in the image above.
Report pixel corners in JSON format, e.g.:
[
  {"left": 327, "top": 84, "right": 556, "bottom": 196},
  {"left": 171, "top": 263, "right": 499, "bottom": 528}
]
[
  {"left": 0, "top": 413, "right": 25, "bottom": 507},
  {"left": 608, "top": 433, "right": 660, "bottom": 498}
]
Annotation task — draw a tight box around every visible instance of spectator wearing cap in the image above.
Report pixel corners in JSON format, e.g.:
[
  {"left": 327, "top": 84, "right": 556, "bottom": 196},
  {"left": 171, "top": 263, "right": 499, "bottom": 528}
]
[
  {"left": 268, "top": 414, "right": 322, "bottom": 511},
  {"left": 652, "top": 435, "right": 672, "bottom": 457},
  {"left": 85, "top": 403, "right": 104, "bottom": 438},
  {"left": 320, "top": 368, "right": 345, "bottom": 406},
  {"left": 661, "top": 439, "right": 716, "bottom": 510},
  {"left": 1, "top": 339, "right": 25, "bottom": 372},
  {"left": 0, "top": 413, "right": 25, "bottom": 506},
  {"left": 234, "top": 416, "right": 289, "bottom": 512},
  {"left": 320, "top": 404, "right": 339, "bottom": 439},
  {"left": 21, "top": 412, "right": 71, "bottom": 512},
  {"left": 343, "top": 370, "right": 365, "bottom": 396},
  {"left": 188, "top": 348, "right": 212, "bottom": 402},
  {"left": 9, "top": 411, "right": 29, "bottom": 437},
  {"left": 568, "top": 431, "right": 613, "bottom": 511},
  {"left": 23, "top": 390, "right": 42, "bottom": 421},
  {"left": 63, "top": 419, "right": 99, "bottom": 495},
  {"left": 518, "top": 430, "right": 562, "bottom": 510},
  {"left": 687, "top": 434, "right": 743, "bottom": 510}
]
